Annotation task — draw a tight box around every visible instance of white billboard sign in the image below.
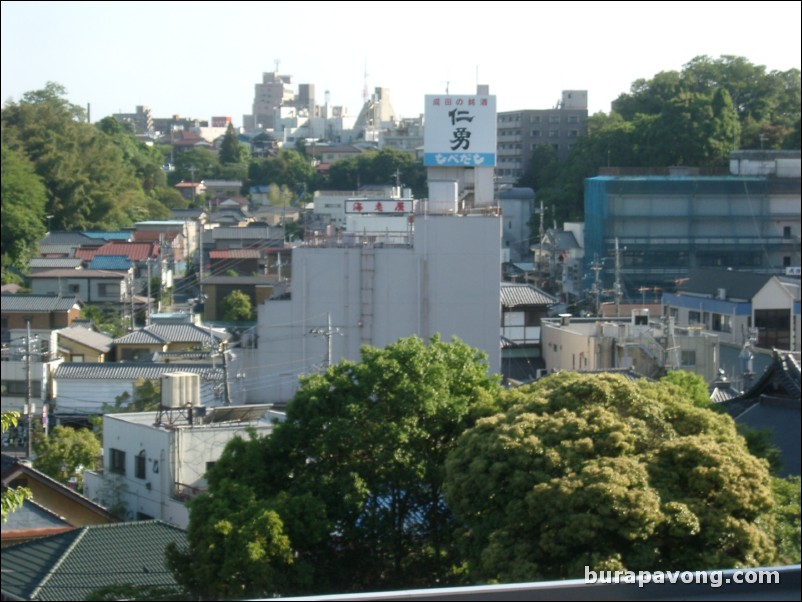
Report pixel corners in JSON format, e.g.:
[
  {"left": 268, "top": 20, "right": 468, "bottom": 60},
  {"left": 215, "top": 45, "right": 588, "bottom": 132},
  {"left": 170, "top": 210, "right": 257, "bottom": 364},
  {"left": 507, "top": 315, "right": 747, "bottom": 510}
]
[{"left": 424, "top": 95, "right": 496, "bottom": 167}]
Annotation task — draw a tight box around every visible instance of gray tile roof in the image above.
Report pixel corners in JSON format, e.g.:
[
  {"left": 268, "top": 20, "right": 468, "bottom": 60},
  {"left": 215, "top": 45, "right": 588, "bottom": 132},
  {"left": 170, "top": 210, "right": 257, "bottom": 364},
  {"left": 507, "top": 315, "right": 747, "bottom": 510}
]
[
  {"left": 57, "top": 326, "right": 113, "bottom": 353},
  {"left": 500, "top": 283, "right": 558, "bottom": 308},
  {"left": 0, "top": 520, "right": 187, "bottom": 601},
  {"left": 1, "top": 294, "right": 81, "bottom": 313},
  {"left": 54, "top": 362, "right": 223, "bottom": 381},
  {"left": 112, "top": 323, "right": 230, "bottom": 345},
  {"left": 40, "top": 232, "right": 95, "bottom": 246},
  {"left": 29, "top": 258, "right": 84, "bottom": 269},
  {"left": 30, "top": 269, "right": 127, "bottom": 279},
  {"left": 679, "top": 269, "right": 774, "bottom": 301}
]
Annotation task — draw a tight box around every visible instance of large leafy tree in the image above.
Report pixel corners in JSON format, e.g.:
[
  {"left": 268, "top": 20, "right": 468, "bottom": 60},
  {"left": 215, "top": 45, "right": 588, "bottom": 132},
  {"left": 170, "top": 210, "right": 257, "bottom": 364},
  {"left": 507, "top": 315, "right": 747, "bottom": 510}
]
[
  {"left": 1, "top": 145, "right": 47, "bottom": 270},
  {"left": 220, "top": 289, "right": 254, "bottom": 321},
  {"left": 2, "top": 412, "right": 31, "bottom": 522},
  {"left": 326, "top": 148, "right": 426, "bottom": 198},
  {"left": 218, "top": 123, "right": 249, "bottom": 165},
  {"left": 33, "top": 425, "right": 101, "bottom": 492},
  {"left": 444, "top": 372, "right": 776, "bottom": 583},
  {"left": 168, "top": 335, "right": 501, "bottom": 598}
]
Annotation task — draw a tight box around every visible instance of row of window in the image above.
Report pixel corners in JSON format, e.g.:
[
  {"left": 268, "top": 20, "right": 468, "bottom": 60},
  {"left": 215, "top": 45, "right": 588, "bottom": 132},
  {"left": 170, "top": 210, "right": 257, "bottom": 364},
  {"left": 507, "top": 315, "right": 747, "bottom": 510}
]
[{"left": 498, "top": 115, "right": 582, "bottom": 124}]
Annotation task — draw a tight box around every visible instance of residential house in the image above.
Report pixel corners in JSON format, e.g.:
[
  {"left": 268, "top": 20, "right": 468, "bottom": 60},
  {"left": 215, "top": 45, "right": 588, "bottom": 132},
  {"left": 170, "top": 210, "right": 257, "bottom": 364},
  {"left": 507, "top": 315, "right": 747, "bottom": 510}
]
[
  {"left": 56, "top": 324, "right": 113, "bottom": 363},
  {"left": 28, "top": 257, "right": 83, "bottom": 273},
  {"left": 203, "top": 179, "right": 243, "bottom": 198},
  {"left": 2, "top": 294, "right": 82, "bottom": 341},
  {"left": 53, "top": 362, "right": 226, "bottom": 422},
  {"left": 175, "top": 180, "right": 206, "bottom": 201},
  {"left": 500, "top": 282, "right": 557, "bottom": 382},
  {"left": 0, "top": 520, "right": 187, "bottom": 600},
  {"left": 1, "top": 454, "right": 117, "bottom": 546},
  {"left": 83, "top": 401, "right": 277, "bottom": 527},
  {"left": 111, "top": 323, "right": 230, "bottom": 362},
  {"left": 29, "top": 269, "right": 130, "bottom": 306},
  {"left": 208, "top": 248, "right": 261, "bottom": 276},
  {"left": 662, "top": 269, "right": 800, "bottom": 350}
]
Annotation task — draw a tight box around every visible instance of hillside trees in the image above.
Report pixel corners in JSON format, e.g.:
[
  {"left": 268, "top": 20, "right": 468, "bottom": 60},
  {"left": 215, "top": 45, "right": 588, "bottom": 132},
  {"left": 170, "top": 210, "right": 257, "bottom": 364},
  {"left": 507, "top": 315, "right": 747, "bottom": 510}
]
[
  {"left": 1, "top": 83, "right": 172, "bottom": 234},
  {"left": 168, "top": 335, "right": 502, "bottom": 598},
  {"left": 444, "top": 372, "right": 777, "bottom": 583},
  {"left": 1, "top": 145, "right": 47, "bottom": 270}
]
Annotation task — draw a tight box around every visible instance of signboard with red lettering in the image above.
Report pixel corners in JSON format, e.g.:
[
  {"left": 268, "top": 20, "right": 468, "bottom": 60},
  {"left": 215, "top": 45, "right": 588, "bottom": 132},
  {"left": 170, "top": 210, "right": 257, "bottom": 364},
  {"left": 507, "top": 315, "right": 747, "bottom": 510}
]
[
  {"left": 423, "top": 95, "right": 496, "bottom": 167},
  {"left": 345, "top": 200, "right": 413, "bottom": 214}
]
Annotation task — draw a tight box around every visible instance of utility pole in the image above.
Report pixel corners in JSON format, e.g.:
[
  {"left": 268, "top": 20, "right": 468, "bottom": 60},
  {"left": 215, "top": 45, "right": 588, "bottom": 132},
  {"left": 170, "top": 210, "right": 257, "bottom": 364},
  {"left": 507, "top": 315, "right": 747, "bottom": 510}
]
[
  {"left": 537, "top": 202, "right": 545, "bottom": 285},
  {"left": 591, "top": 254, "right": 603, "bottom": 316},
  {"left": 146, "top": 258, "right": 152, "bottom": 326},
  {"left": 221, "top": 344, "right": 233, "bottom": 406},
  {"left": 614, "top": 238, "right": 623, "bottom": 317},
  {"left": 309, "top": 313, "right": 341, "bottom": 369},
  {"left": 25, "top": 321, "right": 34, "bottom": 459}
]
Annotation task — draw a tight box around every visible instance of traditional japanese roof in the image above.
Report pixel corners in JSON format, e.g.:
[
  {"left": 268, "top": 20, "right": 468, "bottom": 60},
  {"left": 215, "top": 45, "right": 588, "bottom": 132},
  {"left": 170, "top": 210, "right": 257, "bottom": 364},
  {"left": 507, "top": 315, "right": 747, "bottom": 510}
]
[
  {"left": 112, "top": 323, "right": 230, "bottom": 346},
  {"left": 73, "top": 246, "right": 100, "bottom": 261},
  {"left": 40, "top": 232, "right": 96, "bottom": 247},
  {"left": 94, "top": 241, "right": 159, "bottom": 261},
  {"left": 208, "top": 248, "right": 261, "bottom": 259},
  {"left": 88, "top": 255, "right": 133, "bottom": 271},
  {"left": 57, "top": 325, "right": 113, "bottom": 353},
  {"left": 54, "top": 362, "right": 223, "bottom": 381},
  {"left": 678, "top": 269, "right": 774, "bottom": 301},
  {"left": 28, "top": 258, "right": 83, "bottom": 270},
  {"left": 0, "top": 521, "right": 186, "bottom": 601},
  {"left": 1, "top": 499, "right": 73, "bottom": 543},
  {"left": 30, "top": 269, "right": 127, "bottom": 280},
  {"left": 1, "top": 294, "right": 81, "bottom": 313},
  {"left": 500, "top": 283, "right": 558, "bottom": 308},
  {"left": 82, "top": 231, "right": 132, "bottom": 241}
]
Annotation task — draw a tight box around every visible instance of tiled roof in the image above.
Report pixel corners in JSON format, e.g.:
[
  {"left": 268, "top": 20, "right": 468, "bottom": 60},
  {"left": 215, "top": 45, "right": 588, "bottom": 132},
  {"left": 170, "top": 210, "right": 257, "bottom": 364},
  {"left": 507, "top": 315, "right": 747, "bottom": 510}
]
[
  {"left": 88, "top": 255, "right": 133, "bottom": 271},
  {"left": 95, "top": 242, "right": 159, "bottom": 261},
  {"left": 113, "top": 323, "right": 230, "bottom": 345},
  {"left": 209, "top": 248, "right": 261, "bottom": 259},
  {"left": 40, "top": 244, "right": 82, "bottom": 257},
  {"left": 57, "top": 326, "right": 113, "bottom": 353},
  {"left": 82, "top": 231, "right": 132, "bottom": 241},
  {"left": 0, "top": 521, "right": 186, "bottom": 601},
  {"left": 500, "top": 283, "right": 558, "bottom": 308},
  {"left": 30, "top": 269, "right": 127, "bottom": 280},
  {"left": 1, "top": 294, "right": 81, "bottom": 313},
  {"left": 54, "top": 362, "right": 223, "bottom": 381},
  {"left": 211, "top": 226, "right": 283, "bottom": 241},
  {"left": 74, "top": 247, "right": 100, "bottom": 261},
  {"left": 29, "top": 258, "right": 83, "bottom": 270},
  {"left": 40, "top": 232, "right": 95, "bottom": 246},
  {"left": 133, "top": 230, "right": 180, "bottom": 243},
  {"left": 1, "top": 499, "right": 73, "bottom": 540}
]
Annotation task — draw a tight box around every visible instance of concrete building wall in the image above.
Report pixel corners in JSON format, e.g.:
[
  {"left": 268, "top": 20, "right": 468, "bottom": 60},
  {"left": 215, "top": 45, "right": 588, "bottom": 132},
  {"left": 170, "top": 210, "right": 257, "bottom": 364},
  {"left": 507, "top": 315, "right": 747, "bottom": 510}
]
[{"left": 243, "top": 215, "right": 501, "bottom": 403}]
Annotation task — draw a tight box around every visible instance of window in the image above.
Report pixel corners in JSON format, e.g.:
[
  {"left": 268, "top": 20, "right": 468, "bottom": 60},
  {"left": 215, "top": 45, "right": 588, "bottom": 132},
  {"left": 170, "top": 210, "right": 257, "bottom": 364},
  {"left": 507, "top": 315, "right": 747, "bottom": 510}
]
[
  {"left": 68, "top": 284, "right": 80, "bottom": 293},
  {"left": 531, "top": 130, "right": 541, "bottom": 137},
  {"left": 98, "top": 283, "right": 118, "bottom": 296},
  {"left": 70, "top": 354, "right": 84, "bottom": 362},
  {"left": 681, "top": 350, "right": 696, "bottom": 366},
  {"left": 548, "top": 129, "right": 560, "bottom": 138},
  {"left": 688, "top": 311, "right": 701, "bottom": 324},
  {"left": 135, "top": 451, "right": 146, "bottom": 479},
  {"left": 531, "top": 116, "right": 541, "bottom": 124},
  {"left": 567, "top": 115, "right": 579, "bottom": 124},
  {"left": 110, "top": 448, "right": 126, "bottom": 475},
  {"left": 783, "top": 256, "right": 791, "bottom": 268},
  {"left": 549, "top": 115, "right": 560, "bottom": 123},
  {"left": 205, "top": 461, "right": 216, "bottom": 473},
  {"left": 783, "top": 226, "right": 791, "bottom": 238}
]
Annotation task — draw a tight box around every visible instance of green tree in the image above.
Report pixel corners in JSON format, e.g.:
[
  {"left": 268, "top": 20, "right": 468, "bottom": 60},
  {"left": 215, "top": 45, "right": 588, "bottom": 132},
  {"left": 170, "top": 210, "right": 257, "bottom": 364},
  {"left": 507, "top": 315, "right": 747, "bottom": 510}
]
[
  {"left": 772, "top": 476, "right": 801, "bottom": 565},
  {"left": 220, "top": 290, "right": 254, "bottom": 321},
  {"left": 170, "top": 148, "right": 220, "bottom": 186},
  {"left": 445, "top": 372, "right": 776, "bottom": 583},
  {"left": 33, "top": 425, "right": 101, "bottom": 491},
  {"left": 219, "top": 123, "right": 249, "bottom": 165},
  {"left": 2, "top": 412, "right": 32, "bottom": 522},
  {"left": 171, "top": 336, "right": 501, "bottom": 597},
  {"left": 1, "top": 144, "right": 47, "bottom": 270}
]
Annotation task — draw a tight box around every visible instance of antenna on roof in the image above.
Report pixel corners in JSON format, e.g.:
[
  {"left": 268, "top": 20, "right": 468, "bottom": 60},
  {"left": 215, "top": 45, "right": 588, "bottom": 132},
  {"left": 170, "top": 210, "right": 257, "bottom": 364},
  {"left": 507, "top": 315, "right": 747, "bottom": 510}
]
[{"left": 274, "top": 58, "right": 281, "bottom": 74}]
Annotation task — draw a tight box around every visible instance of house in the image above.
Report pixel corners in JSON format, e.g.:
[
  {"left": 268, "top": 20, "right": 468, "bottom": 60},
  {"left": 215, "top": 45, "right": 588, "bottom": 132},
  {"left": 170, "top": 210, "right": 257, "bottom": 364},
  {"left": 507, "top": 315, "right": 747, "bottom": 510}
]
[
  {"left": 208, "top": 248, "right": 261, "bottom": 276},
  {"left": 0, "top": 520, "right": 186, "bottom": 600},
  {"left": 662, "top": 269, "right": 800, "bottom": 350},
  {"left": 1, "top": 454, "right": 117, "bottom": 546},
  {"left": 52, "top": 362, "right": 227, "bottom": 422},
  {"left": 1, "top": 294, "right": 82, "bottom": 341},
  {"left": 111, "top": 323, "right": 230, "bottom": 362},
  {"left": 203, "top": 179, "right": 243, "bottom": 198},
  {"left": 83, "top": 399, "right": 278, "bottom": 527},
  {"left": 175, "top": 180, "right": 206, "bottom": 201},
  {"left": 29, "top": 269, "right": 130, "bottom": 306},
  {"left": 209, "top": 225, "right": 285, "bottom": 250},
  {"left": 28, "top": 257, "right": 84, "bottom": 273},
  {"left": 500, "top": 283, "right": 557, "bottom": 382},
  {"left": 56, "top": 324, "right": 113, "bottom": 363},
  {"left": 540, "top": 311, "right": 720, "bottom": 382}
]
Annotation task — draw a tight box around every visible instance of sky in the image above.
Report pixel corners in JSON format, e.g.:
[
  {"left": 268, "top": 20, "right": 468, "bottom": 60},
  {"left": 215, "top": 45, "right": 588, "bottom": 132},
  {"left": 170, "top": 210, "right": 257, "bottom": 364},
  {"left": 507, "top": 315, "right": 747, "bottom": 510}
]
[{"left": 2, "top": 1, "right": 800, "bottom": 126}]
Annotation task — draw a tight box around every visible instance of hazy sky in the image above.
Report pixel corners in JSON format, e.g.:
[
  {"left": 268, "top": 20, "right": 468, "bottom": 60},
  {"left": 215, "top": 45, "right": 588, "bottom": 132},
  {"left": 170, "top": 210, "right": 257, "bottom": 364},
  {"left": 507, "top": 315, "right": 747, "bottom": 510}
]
[{"left": 2, "top": 1, "right": 800, "bottom": 125}]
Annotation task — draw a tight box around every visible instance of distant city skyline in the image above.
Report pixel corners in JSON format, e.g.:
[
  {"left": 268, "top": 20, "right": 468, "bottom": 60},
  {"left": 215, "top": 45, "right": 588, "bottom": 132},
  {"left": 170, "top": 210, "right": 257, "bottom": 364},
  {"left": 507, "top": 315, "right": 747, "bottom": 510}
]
[{"left": 2, "top": 1, "right": 800, "bottom": 126}]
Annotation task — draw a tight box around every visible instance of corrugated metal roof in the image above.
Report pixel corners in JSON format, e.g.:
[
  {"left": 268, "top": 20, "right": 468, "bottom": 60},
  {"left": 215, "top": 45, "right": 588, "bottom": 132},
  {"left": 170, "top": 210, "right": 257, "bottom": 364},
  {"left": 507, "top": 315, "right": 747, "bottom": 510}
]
[
  {"left": 500, "top": 283, "right": 558, "bottom": 308},
  {"left": 679, "top": 269, "right": 773, "bottom": 301},
  {"left": 1, "top": 294, "right": 81, "bottom": 313},
  {"left": 95, "top": 242, "right": 158, "bottom": 261},
  {"left": 0, "top": 521, "right": 186, "bottom": 601},
  {"left": 88, "top": 255, "right": 133, "bottom": 271},
  {"left": 82, "top": 231, "right": 132, "bottom": 240},
  {"left": 55, "top": 362, "right": 223, "bottom": 380}
]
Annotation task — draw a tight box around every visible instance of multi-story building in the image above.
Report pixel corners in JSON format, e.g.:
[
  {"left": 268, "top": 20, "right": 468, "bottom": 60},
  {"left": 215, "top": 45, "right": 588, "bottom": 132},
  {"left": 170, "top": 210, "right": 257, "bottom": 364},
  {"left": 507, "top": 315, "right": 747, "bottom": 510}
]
[
  {"left": 244, "top": 71, "right": 296, "bottom": 131},
  {"left": 584, "top": 151, "right": 801, "bottom": 294},
  {"left": 496, "top": 90, "right": 588, "bottom": 186},
  {"left": 111, "top": 105, "right": 153, "bottom": 135}
]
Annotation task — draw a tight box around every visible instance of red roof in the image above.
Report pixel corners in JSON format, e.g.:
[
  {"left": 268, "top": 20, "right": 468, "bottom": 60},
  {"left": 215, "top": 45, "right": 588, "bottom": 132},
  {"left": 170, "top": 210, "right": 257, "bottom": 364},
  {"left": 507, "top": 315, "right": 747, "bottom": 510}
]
[
  {"left": 74, "top": 247, "right": 100, "bottom": 261},
  {"left": 209, "top": 249, "right": 261, "bottom": 259},
  {"left": 95, "top": 242, "right": 159, "bottom": 261}
]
